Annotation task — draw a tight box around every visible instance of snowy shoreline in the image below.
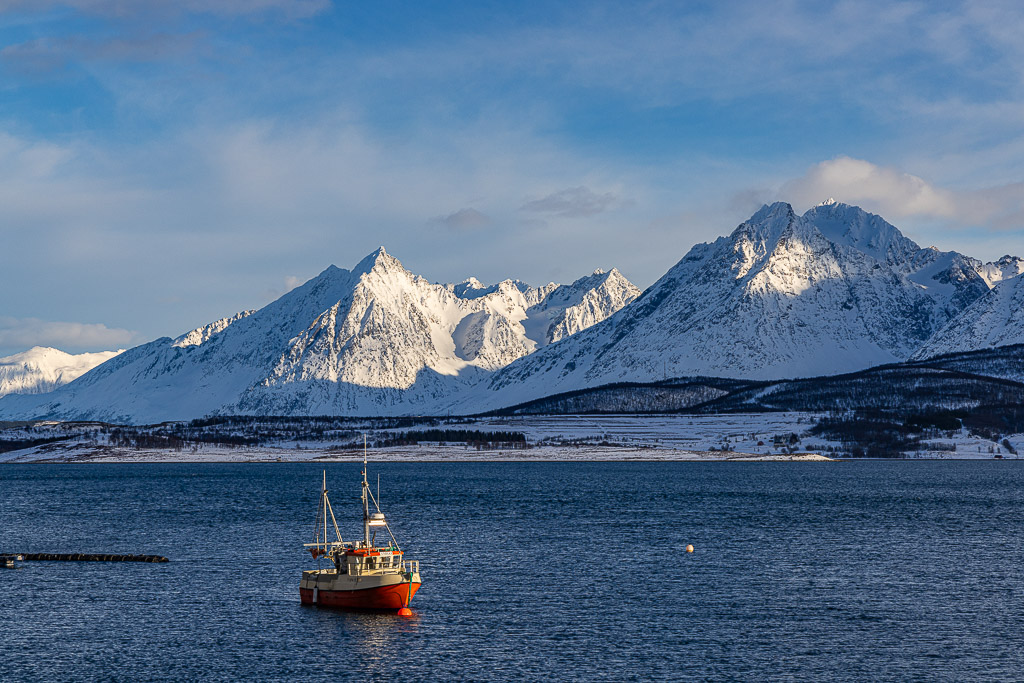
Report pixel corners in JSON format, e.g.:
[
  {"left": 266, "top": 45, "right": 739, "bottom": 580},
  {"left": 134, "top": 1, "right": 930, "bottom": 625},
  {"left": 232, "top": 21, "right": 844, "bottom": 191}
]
[
  {"left": 0, "top": 442, "right": 835, "bottom": 464},
  {"left": 3, "top": 411, "right": 1018, "bottom": 463}
]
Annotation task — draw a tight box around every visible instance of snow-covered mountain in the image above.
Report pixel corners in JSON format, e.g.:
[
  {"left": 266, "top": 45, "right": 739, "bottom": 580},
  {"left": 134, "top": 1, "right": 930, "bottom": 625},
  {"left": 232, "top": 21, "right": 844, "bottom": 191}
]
[
  {"left": 972, "top": 254, "right": 1024, "bottom": 287},
  {"left": 1, "top": 202, "right": 1017, "bottom": 422},
  {"left": 805, "top": 198, "right": 990, "bottom": 320},
  {"left": 459, "top": 201, "right": 993, "bottom": 411},
  {"left": 0, "top": 347, "right": 124, "bottom": 398},
  {"left": 912, "top": 274, "right": 1024, "bottom": 359},
  {"left": 0, "top": 248, "right": 637, "bottom": 422}
]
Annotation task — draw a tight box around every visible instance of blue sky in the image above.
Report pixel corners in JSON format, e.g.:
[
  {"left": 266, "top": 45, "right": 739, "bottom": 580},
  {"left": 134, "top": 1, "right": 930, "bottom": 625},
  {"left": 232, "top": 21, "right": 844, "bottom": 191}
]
[{"left": 1, "top": 0, "right": 1023, "bottom": 355}]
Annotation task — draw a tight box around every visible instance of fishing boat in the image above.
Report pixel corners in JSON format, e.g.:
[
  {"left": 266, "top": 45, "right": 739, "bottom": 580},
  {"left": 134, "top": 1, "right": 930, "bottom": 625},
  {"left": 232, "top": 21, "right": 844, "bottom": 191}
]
[{"left": 299, "top": 443, "right": 421, "bottom": 613}]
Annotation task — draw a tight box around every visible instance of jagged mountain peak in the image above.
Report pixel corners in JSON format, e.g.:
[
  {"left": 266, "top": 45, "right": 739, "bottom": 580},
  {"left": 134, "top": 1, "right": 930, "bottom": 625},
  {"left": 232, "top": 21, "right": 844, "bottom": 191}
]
[
  {"left": 974, "top": 254, "right": 1024, "bottom": 287},
  {"left": 754, "top": 200, "right": 796, "bottom": 218},
  {"left": 801, "top": 201, "right": 989, "bottom": 316},
  {"left": 565, "top": 267, "right": 622, "bottom": 290},
  {"left": 256, "top": 251, "right": 637, "bottom": 408},
  {"left": 264, "top": 248, "right": 423, "bottom": 336},
  {"left": 451, "top": 277, "right": 535, "bottom": 301},
  {"left": 802, "top": 200, "right": 920, "bottom": 267},
  {"left": 352, "top": 245, "right": 408, "bottom": 277},
  {"left": 524, "top": 268, "right": 641, "bottom": 347},
  {"left": 722, "top": 202, "right": 808, "bottom": 282},
  {"left": 735, "top": 202, "right": 797, "bottom": 240}
]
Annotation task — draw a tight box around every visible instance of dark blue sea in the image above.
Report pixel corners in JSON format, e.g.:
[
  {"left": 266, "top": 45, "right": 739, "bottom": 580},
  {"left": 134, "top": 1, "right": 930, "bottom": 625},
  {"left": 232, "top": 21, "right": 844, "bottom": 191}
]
[{"left": 2, "top": 462, "right": 1022, "bottom": 681}]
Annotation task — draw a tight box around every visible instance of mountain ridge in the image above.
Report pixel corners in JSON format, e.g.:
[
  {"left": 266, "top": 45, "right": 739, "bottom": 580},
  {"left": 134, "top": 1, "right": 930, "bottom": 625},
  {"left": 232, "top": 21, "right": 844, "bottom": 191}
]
[
  {"left": 459, "top": 201, "right": 997, "bottom": 412},
  {"left": 2, "top": 202, "right": 1022, "bottom": 422},
  {"left": 0, "top": 248, "right": 638, "bottom": 422}
]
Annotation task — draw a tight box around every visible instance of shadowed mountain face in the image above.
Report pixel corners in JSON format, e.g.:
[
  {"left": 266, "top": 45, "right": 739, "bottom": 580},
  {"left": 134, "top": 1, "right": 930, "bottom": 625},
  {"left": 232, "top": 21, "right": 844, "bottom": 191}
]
[{"left": 0, "top": 248, "right": 638, "bottom": 423}]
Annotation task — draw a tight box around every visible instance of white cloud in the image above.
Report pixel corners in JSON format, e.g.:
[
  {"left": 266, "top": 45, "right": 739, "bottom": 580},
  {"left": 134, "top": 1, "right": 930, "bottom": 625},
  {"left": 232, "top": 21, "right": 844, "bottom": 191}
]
[
  {"left": 782, "top": 157, "right": 957, "bottom": 218},
  {"left": 0, "top": 133, "right": 75, "bottom": 179},
  {"left": 521, "top": 186, "right": 624, "bottom": 218},
  {"left": 433, "top": 208, "right": 491, "bottom": 230},
  {"left": 780, "top": 156, "right": 1024, "bottom": 230},
  {"left": 0, "top": 317, "right": 139, "bottom": 354}
]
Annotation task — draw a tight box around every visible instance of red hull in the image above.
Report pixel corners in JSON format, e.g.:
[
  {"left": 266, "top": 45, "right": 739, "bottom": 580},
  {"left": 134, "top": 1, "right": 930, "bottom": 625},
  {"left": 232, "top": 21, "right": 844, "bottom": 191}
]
[{"left": 300, "top": 582, "right": 421, "bottom": 610}]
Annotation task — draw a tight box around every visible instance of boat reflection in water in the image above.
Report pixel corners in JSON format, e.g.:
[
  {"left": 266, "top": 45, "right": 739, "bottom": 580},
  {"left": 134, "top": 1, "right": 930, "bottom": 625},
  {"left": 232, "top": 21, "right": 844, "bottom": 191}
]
[{"left": 307, "top": 606, "right": 421, "bottom": 666}]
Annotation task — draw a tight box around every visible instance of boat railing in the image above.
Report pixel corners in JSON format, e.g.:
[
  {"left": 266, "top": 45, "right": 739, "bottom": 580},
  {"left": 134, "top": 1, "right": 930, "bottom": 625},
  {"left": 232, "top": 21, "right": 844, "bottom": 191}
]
[
  {"left": 402, "top": 560, "right": 419, "bottom": 575},
  {"left": 338, "top": 554, "right": 405, "bottom": 576},
  {"left": 302, "top": 541, "right": 347, "bottom": 552}
]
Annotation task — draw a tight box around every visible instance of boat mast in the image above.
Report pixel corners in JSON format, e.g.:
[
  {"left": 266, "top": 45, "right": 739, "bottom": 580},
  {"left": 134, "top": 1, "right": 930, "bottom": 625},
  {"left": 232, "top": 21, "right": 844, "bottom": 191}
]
[
  {"left": 307, "top": 470, "right": 343, "bottom": 556},
  {"left": 362, "top": 434, "right": 371, "bottom": 548},
  {"left": 322, "top": 470, "right": 328, "bottom": 553}
]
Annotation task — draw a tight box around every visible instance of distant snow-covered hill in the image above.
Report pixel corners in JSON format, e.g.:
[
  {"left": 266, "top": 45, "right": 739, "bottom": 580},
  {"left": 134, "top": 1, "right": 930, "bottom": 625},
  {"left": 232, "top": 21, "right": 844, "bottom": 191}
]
[
  {"left": 0, "top": 347, "right": 124, "bottom": 398},
  {"left": 0, "top": 248, "right": 637, "bottom": 422}
]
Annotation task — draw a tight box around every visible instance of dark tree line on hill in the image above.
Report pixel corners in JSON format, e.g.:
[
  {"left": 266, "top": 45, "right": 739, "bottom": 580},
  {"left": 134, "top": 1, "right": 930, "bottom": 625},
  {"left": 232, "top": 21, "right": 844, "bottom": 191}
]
[
  {"left": 492, "top": 378, "right": 747, "bottom": 415},
  {"left": 0, "top": 435, "right": 66, "bottom": 453},
  {"left": 810, "top": 404, "right": 1024, "bottom": 458},
  {"left": 108, "top": 428, "right": 258, "bottom": 449},
  {"left": 484, "top": 347, "right": 1024, "bottom": 424},
  {"left": 2, "top": 417, "right": 528, "bottom": 453}
]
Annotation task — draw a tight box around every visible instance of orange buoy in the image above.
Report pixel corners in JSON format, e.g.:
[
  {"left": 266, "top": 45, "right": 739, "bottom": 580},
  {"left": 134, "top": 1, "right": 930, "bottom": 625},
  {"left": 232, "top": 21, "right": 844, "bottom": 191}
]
[
  {"left": 397, "top": 607, "right": 413, "bottom": 617},
  {"left": 686, "top": 544, "right": 694, "bottom": 553}
]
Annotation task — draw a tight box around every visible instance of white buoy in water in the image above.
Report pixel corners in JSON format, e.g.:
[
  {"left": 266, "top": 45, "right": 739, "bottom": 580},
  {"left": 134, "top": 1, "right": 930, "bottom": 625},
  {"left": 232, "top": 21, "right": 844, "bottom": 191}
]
[{"left": 686, "top": 544, "right": 694, "bottom": 553}]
